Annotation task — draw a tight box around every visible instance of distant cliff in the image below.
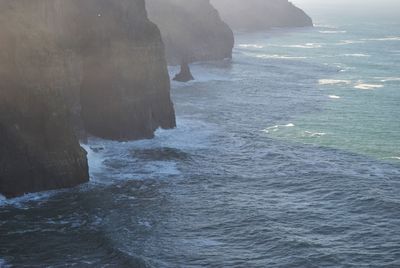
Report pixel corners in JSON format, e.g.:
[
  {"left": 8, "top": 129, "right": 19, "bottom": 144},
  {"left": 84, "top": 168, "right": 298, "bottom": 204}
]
[
  {"left": 211, "top": 0, "right": 313, "bottom": 31},
  {"left": 146, "top": 0, "right": 234, "bottom": 65},
  {"left": 0, "top": 0, "right": 176, "bottom": 197}
]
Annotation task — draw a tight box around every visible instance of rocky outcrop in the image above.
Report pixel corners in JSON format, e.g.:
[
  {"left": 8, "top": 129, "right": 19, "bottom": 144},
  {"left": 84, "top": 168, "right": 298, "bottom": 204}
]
[
  {"left": 0, "top": 1, "right": 89, "bottom": 198},
  {"left": 173, "top": 63, "right": 195, "bottom": 82},
  {"left": 0, "top": 0, "right": 176, "bottom": 197},
  {"left": 211, "top": 0, "right": 313, "bottom": 31},
  {"left": 146, "top": 0, "right": 234, "bottom": 65}
]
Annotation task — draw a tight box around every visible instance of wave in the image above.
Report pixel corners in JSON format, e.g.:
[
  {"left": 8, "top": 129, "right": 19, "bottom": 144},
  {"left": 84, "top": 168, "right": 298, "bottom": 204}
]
[
  {"left": 0, "top": 190, "right": 60, "bottom": 209},
  {"left": 283, "top": 43, "right": 323, "bottom": 49},
  {"left": 262, "top": 123, "right": 295, "bottom": 133},
  {"left": 256, "top": 54, "right": 307, "bottom": 60},
  {"left": 304, "top": 131, "right": 326, "bottom": 137},
  {"left": 319, "top": 30, "right": 347, "bottom": 34},
  {"left": 319, "top": 79, "right": 351, "bottom": 85},
  {"left": 362, "top": 36, "right": 400, "bottom": 41},
  {"left": 336, "top": 40, "right": 365, "bottom": 45},
  {"left": 238, "top": 44, "right": 264, "bottom": 49},
  {"left": 0, "top": 259, "right": 10, "bottom": 268},
  {"left": 343, "top": 53, "right": 370, "bottom": 57},
  {"left": 376, "top": 77, "right": 400, "bottom": 82},
  {"left": 354, "top": 83, "right": 384, "bottom": 90},
  {"left": 328, "top": 95, "right": 341, "bottom": 99}
]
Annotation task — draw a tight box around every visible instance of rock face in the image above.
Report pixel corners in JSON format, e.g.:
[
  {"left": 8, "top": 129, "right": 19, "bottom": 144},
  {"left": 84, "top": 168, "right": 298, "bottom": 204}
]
[
  {"left": 146, "top": 0, "right": 234, "bottom": 65},
  {"left": 211, "top": 0, "right": 313, "bottom": 31},
  {"left": 0, "top": 0, "right": 89, "bottom": 198},
  {"left": 70, "top": 0, "right": 176, "bottom": 140},
  {"left": 0, "top": 0, "right": 176, "bottom": 197},
  {"left": 173, "top": 63, "right": 195, "bottom": 82}
]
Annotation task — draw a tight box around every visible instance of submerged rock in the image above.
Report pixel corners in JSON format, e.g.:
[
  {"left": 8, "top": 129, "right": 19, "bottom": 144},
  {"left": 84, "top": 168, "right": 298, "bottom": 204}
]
[
  {"left": 211, "top": 0, "right": 313, "bottom": 31},
  {"left": 173, "top": 63, "right": 195, "bottom": 82},
  {"left": 146, "top": 0, "right": 234, "bottom": 65}
]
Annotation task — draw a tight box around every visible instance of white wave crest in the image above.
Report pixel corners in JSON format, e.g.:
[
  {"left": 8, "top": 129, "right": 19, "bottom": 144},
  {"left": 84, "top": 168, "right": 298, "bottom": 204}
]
[
  {"left": 262, "top": 123, "right": 295, "bottom": 133},
  {"left": 256, "top": 54, "right": 307, "bottom": 60},
  {"left": 354, "top": 83, "right": 384, "bottom": 90},
  {"left": 362, "top": 36, "right": 400, "bottom": 41},
  {"left": 376, "top": 77, "right": 400, "bottom": 82},
  {"left": 284, "top": 43, "right": 323, "bottom": 49},
  {"left": 336, "top": 40, "right": 365, "bottom": 45},
  {"left": 319, "top": 30, "right": 347, "bottom": 34},
  {"left": 343, "top": 53, "right": 370, "bottom": 57},
  {"left": 328, "top": 95, "right": 341, "bottom": 99},
  {"left": 319, "top": 79, "right": 351, "bottom": 85},
  {"left": 239, "top": 44, "right": 264, "bottom": 49},
  {"left": 304, "top": 131, "right": 326, "bottom": 137}
]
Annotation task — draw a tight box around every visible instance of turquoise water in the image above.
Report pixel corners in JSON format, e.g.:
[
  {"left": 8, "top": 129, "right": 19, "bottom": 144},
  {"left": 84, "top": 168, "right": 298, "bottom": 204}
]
[{"left": 237, "top": 21, "right": 400, "bottom": 161}]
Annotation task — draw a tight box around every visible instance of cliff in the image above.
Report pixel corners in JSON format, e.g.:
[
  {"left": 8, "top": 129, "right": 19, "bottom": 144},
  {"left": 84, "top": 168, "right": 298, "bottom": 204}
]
[
  {"left": 0, "top": 0, "right": 176, "bottom": 197},
  {"left": 68, "top": 0, "right": 176, "bottom": 140},
  {"left": 211, "top": 0, "right": 313, "bottom": 31},
  {"left": 146, "top": 0, "right": 234, "bottom": 65},
  {"left": 0, "top": 0, "right": 89, "bottom": 198}
]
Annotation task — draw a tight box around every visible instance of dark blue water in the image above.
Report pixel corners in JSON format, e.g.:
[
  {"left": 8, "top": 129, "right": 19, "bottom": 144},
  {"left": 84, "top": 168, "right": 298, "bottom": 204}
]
[{"left": 1, "top": 17, "right": 400, "bottom": 268}]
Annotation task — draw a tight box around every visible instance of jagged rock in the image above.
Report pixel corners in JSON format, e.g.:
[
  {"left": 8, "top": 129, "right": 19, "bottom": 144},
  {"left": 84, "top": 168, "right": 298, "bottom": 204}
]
[
  {"left": 173, "top": 63, "right": 195, "bottom": 82},
  {"left": 211, "top": 0, "right": 313, "bottom": 31},
  {"left": 146, "top": 0, "right": 234, "bottom": 65}
]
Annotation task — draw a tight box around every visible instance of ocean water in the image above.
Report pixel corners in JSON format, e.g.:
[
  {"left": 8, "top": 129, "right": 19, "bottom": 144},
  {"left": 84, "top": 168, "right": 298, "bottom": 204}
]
[{"left": 1, "top": 17, "right": 400, "bottom": 268}]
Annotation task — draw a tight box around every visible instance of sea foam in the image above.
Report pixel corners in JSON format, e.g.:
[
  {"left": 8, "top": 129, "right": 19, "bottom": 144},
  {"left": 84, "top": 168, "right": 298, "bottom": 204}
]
[
  {"left": 328, "top": 95, "right": 341, "bottom": 99},
  {"left": 319, "top": 79, "right": 351, "bottom": 85},
  {"left": 319, "top": 30, "right": 347, "bottom": 34},
  {"left": 256, "top": 54, "right": 307, "bottom": 60},
  {"left": 354, "top": 83, "right": 384, "bottom": 90},
  {"left": 239, "top": 44, "right": 264, "bottom": 49}
]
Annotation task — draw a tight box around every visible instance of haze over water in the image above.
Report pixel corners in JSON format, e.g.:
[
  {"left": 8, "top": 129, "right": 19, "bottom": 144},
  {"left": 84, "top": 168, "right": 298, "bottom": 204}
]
[{"left": 1, "top": 2, "right": 400, "bottom": 267}]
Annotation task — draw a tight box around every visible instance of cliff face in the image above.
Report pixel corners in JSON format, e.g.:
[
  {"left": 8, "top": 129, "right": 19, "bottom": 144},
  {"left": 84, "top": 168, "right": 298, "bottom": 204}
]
[
  {"left": 0, "top": 0, "right": 89, "bottom": 198},
  {"left": 211, "top": 0, "right": 313, "bottom": 31},
  {"left": 67, "top": 0, "right": 176, "bottom": 140},
  {"left": 146, "top": 0, "right": 234, "bottom": 65},
  {"left": 0, "top": 0, "right": 176, "bottom": 197}
]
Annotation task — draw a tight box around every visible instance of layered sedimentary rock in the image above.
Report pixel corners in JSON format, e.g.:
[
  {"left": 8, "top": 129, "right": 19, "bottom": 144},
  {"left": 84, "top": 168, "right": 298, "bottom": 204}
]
[
  {"left": 146, "top": 0, "right": 234, "bottom": 65},
  {"left": 211, "top": 0, "right": 313, "bottom": 30},
  {"left": 0, "top": 0, "right": 89, "bottom": 198},
  {"left": 0, "top": 0, "right": 176, "bottom": 197}
]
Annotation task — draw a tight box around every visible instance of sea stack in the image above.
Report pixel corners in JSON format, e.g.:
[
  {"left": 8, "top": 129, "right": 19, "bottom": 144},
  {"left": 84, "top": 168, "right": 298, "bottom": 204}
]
[
  {"left": 211, "top": 0, "right": 313, "bottom": 31},
  {"left": 173, "top": 62, "right": 195, "bottom": 82},
  {"left": 146, "top": 0, "right": 234, "bottom": 65},
  {"left": 0, "top": 1, "right": 89, "bottom": 198}
]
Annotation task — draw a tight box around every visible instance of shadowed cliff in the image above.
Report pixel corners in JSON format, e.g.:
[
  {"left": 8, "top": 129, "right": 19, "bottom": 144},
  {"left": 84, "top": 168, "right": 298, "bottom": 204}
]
[
  {"left": 211, "top": 0, "right": 313, "bottom": 31},
  {"left": 68, "top": 0, "right": 176, "bottom": 140},
  {"left": 146, "top": 0, "right": 234, "bottom": 65},
  {"left": 0, "top": 0, "right": 89, "bottom": 198},
  {"left": 0, "top": 0, "right": 176, "bottom": 197}
]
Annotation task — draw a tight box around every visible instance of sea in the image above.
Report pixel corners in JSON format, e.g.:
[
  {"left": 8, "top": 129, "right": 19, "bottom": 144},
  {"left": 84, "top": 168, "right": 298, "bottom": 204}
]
[{"left": 1, "top": 8, "right": 400, "bottom": 268}]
